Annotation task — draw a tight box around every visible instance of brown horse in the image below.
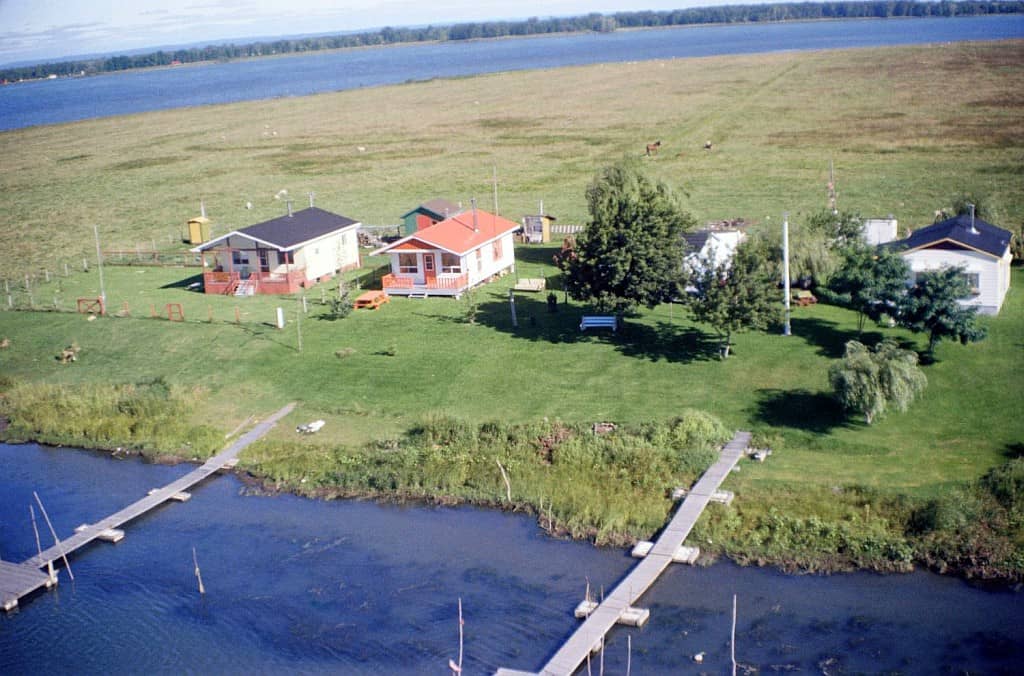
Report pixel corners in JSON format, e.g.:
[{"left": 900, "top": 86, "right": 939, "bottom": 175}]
[{"left": 645, "top": 140, "right": 661, "bottom": 156}]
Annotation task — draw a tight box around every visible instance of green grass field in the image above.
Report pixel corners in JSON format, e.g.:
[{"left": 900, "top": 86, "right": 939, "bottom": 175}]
[
  {"left": 2, "top": 41, "right": 1022, "bottom": 279},
  {"left": 1, "top": 40, "right": 1022, "bottom": 573},
  {"left": 2, "top": 254, "right": 1021, "bottom": 500}
]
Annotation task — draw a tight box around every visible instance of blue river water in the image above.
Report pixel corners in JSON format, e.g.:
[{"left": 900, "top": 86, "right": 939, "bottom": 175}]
[
  {"left": 1, "top": 442, "right": 1021, "bottom": 674},
  {"left": 0, "top": 16, "right": 1022, "bottom": 132}
]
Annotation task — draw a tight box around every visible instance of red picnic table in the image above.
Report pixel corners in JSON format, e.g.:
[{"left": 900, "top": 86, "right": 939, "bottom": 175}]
[{"left": 354, "top": 290, "right": 390, "bottom": 310}]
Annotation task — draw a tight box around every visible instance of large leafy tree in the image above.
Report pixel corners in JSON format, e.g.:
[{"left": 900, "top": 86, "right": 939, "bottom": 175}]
[
  {"left": 561, "top": 159, "right": 694, "bottom": 314},
  {"left": 829, "top": 339, "right": 927, "bottom": 425},
  {"left": 899, "top": 266, "right": 986, "bottom": 358},
  {"left": 689, "top": 241, "right": 780, "bottom": 358},
  {"left": 828, "top": 244, "right": 910, "bottom": 334}
]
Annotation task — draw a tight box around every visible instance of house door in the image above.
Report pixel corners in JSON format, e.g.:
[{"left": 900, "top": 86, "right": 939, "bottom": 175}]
[
  {"left": 423, "top": 253, "right": 436, "bottom": 284},
  {"left": 258, "top": 249, "right": 270, "bottom": 273}
]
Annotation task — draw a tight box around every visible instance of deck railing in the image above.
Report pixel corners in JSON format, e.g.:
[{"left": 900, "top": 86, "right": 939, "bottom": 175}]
[
  {"left": 202, "top": 268, "right": 306, "bottom": 294},
  {"left": 382, "top": 273, "right": 468, "bottom": 290}
]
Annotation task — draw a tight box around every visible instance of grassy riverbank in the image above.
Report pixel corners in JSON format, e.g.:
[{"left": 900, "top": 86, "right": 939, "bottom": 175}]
[{"left": 1, "top": 41, "right": 1022, "bottom": 580}]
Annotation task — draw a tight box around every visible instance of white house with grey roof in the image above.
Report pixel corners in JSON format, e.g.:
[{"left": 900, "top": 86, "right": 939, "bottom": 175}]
[
  {"left": 682, "top": 227, "right": 746, "bottom": 286},
  {"left": 192, "top": 206, "right": 361, "bottom": 295},
  {"left": 892, "top": 213, "right": 1013, "bottom": 315}
]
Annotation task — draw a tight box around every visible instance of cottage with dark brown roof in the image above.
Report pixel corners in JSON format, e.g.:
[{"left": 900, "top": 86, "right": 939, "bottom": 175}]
[{"left": 192, "top": 206, "right": 361, "bottom": 295}]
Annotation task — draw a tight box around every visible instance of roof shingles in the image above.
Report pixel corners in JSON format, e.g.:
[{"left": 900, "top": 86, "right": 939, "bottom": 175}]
[
  {"left": 237, "top": 207, "right": 359, "bottom": 250},
  {"left": 895, "top": 214, "right": 1011, "bottom": 258}
]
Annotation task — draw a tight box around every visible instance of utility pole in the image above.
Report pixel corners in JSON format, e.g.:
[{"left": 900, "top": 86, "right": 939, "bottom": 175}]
[
  {"left": 828, "top": 158, "right": 837, "bottom": 214},
  {"left": 491, "top": 165, "right": 499, "bottom": 217},
  {"left": 93, "top": 224, "right": 106, "bottom": 309},
  {"left": 782, "top": 212, "right": 791, "bottom": 337}
]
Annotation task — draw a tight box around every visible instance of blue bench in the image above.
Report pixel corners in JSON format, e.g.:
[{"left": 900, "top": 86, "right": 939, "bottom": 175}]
[{"left": 579, "top": 315, "right": 618, "bottom": 332}]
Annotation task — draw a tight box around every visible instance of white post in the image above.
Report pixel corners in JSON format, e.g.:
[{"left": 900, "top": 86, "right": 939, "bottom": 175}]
[
  {"left": 275, "top": 307, "right": 285, "bottom": 329},
  {"left": 731, "top": 593, "right": 738, "bottom": 676},
  {"left": 782, "top": 212, "right": 791, "bottom": 337}
]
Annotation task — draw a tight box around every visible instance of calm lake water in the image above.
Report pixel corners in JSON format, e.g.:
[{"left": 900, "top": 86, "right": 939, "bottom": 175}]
[
  {"left": 1, "top": 442, "right": 1021, "bottom": 674},
  {"left": 1, "top": 16, "right": 1022, "bottom": 132}
]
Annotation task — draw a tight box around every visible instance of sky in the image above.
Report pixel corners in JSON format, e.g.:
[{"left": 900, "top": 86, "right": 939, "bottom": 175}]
[{"left": 0, "top": 0, "right": 741, "bottom": 67}]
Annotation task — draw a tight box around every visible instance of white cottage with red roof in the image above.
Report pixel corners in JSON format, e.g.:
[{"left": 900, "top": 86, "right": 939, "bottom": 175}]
[
  {"left": 372, "top": 205, "right": 519, "bottom": 298},
  {"left": 192, "top": 206, "right": 361, "bottom": 295}
]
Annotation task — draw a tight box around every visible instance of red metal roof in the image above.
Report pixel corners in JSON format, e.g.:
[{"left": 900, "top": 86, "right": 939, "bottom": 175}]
[{"left": 377, "top": 208, "right": 520, "bottom": 256}]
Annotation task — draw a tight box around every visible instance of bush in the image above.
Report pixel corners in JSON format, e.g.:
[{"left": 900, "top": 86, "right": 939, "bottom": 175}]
[{"left": 982, "top": 458, "right": 1024, "bottom": 513}]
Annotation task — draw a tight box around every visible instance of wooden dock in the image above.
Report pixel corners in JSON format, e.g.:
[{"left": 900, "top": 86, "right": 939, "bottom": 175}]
[
  {"left": 2, "top": 402, "right": 295, "bottom": 611},
  {"left": 496, "top": 430, "right": 751, "bottom": 676}
]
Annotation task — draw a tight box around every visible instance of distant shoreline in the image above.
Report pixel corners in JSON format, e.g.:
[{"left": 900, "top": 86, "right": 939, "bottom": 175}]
[{"left": 4, "top": 8, "right": 1020, "bottom": 82}]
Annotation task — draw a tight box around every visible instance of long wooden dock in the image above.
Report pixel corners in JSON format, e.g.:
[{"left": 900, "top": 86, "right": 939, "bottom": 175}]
[
  {"left": 2, "top": 402, "right": 295, "bottom": 611},
  {"left": 497, "top": 430, "right": 751, "bottom": 676}
]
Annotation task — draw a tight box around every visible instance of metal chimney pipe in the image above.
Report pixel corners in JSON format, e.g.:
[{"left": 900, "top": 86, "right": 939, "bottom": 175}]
[
  {"left": 200, "top": 200, "right": 206, "bottom": 218},
  {"left": 286, "top": 200, "right": 293, "bottom": 217},
  {"left": 308, "top": 191, "right": 315, "bottom": 208},
  {"left": 471, "top": 198, "right": 478, "bottom": 232}
]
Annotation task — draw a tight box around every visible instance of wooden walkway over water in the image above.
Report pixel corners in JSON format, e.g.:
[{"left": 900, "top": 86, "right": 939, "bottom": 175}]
[
  {"left": 497, "top": 430, "right": 751, "bottom": 676},
  {"left": 2, "top": 402, "right": 295, "bottom": 611}
]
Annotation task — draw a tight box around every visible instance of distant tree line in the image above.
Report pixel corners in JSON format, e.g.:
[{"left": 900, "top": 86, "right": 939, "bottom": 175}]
[{"left": 3, "top": 1, "right": 1022, "bottom": 82}]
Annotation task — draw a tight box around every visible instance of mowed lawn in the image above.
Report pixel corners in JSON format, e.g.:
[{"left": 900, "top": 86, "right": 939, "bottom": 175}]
[{"left": 2, "top": 254, "right": 1021, "bottom": 499}]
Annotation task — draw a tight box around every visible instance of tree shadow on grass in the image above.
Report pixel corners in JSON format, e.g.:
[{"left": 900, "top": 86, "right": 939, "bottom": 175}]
[
  {"left": 791, "top": 317, "right": 887, "bottom": 359},
  {"left": 754, "top": 388, "right": 848, "bottom": 433},
  {"left": 1004, "top": 442, "right": 1024, "bottom": 459},
  {"left": 463, "top": 293, "right": 720, "bottom": 363}
]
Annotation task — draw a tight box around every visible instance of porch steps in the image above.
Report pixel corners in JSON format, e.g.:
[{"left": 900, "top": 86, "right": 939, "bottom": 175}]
[
  {"left": 235, "top": 279, "right": 257, "bottom": 296},
  {"left": 407, "top": 291, "right": 429, "bottom": 299}
]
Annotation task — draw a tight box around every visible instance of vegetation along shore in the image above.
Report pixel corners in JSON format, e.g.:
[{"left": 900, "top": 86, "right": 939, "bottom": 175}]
[{"left": 1, "top": 41, "right": 1022, "bottom": 583}]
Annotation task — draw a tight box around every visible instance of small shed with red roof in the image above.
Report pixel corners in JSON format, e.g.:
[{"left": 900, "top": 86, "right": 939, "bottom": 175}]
[{"left": 372, "top": 205, "right": 520, "bottom": 298}]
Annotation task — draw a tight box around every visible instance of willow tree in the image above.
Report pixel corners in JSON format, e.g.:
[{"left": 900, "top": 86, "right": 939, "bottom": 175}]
[
  {"left": 829, "top": 339, "right": 927, "bottom": 424},
  {"left": 560, "top": 158, "right": 694, "bottom": 315}
]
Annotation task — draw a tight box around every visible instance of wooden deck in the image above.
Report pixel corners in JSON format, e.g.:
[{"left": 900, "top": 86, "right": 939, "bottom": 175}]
[
  {"left": 496, "top": 430, "right": 751, "bottom": 676},
  {"left": 2, "top": 402, "right": 295, "bottom": 611}
]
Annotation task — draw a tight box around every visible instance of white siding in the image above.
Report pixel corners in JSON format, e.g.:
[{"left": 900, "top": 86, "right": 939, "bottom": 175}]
[
  {"left": 903, "top": 247, "right": 1006, "bottom": 315},
  {"left": 467, "top": 233, "right": 516, "bottom": 286},
  {"left": 294, "top": 226, "right": 361, "bottom": 280}
]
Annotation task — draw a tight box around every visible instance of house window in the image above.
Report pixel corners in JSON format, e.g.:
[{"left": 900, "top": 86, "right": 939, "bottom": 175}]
[
  {"left": 282, "top": 251, "right": 294, "bottom": 265},
  {"left": 441, "top": 253, "right": 461, "bottom": 274},
  {"left": 476, "top": 248, "right": 483, "bottom": 272},
  {"left": 962, "top": 272, "right": 981, "bottom": 297},
  {"left": 493, "top": 238, "right": 503, "bottom": 261},
  {"left": 398, "top": 253, "right": 418, "bottom": 274},
  {"left": 232, "top": 251, "right": 247, "bottom": 266}
]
